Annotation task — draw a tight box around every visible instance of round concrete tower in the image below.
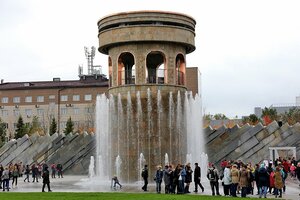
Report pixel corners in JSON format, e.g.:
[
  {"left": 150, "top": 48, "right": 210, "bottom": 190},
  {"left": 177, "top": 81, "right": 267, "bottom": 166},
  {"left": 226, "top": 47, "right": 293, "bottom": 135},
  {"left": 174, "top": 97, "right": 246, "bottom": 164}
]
[{"left": 97, "top": 11, "right": 196, "bottom": 182}]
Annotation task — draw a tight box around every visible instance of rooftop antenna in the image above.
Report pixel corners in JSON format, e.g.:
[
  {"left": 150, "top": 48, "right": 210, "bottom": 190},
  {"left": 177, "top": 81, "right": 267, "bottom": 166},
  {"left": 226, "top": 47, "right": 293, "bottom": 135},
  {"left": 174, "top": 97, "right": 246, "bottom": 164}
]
[{"left": 84, "top": 46, "right": 96, "bottom": 75}]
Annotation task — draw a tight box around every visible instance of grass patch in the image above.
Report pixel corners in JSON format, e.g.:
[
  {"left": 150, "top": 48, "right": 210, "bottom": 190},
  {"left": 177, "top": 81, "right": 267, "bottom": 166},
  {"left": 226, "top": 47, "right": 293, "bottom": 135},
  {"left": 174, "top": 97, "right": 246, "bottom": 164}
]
[{"left": 0, "top": 192, "right": 257, "bottom": 200}]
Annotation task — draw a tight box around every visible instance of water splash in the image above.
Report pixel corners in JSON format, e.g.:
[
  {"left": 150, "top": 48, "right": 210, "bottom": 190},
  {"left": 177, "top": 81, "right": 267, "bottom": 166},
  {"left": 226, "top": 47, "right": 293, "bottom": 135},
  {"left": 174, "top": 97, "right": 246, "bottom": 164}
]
[
  {"left": 164, "top": 153, "right": 169, "bottom": 166},
  {"left": 115, "top": 155, "right": 122, "bottom": 179},
  {"left": 88, "top": 156, "right": 95, "bottom": 178},
  {"left": 138, "top": 153, "right": 145, "bottom": 184}
]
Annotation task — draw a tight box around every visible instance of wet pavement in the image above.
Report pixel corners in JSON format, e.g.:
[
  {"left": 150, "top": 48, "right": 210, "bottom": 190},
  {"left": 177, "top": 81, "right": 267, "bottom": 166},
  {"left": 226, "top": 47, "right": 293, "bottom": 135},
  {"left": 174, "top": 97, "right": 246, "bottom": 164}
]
[{"left": 4, "top": 175, "right": 300, "bottom": 200}]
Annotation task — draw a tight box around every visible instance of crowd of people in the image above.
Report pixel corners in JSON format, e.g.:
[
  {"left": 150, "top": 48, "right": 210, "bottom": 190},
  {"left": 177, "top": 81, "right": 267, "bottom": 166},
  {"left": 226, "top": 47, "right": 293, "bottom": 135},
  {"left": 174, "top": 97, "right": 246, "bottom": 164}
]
[
  {"left": 141, "top": 162, "right": 205, "bottom": 194},
  {"left": 140, "top": 157, "right": 300, "bottom": 198},
  {"left": 0, "top": 162, "right": 63, "bottom": 192}
]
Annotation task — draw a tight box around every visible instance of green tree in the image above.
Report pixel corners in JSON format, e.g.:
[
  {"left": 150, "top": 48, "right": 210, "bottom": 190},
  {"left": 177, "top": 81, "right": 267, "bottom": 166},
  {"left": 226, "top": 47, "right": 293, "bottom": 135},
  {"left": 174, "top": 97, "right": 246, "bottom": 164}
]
[
  {"left": 63, "top": 117, "right": 74, "bottom": 135},
  {"left": 242, "top": 114, "right": 260, "bottom": 125},
  {"left": 49, "top": 117, "right": 57, "bottom": 135},
  {"left": 203, "top": 114, "right": 213, "bottom": 121},
  {"left": 0, "top": 118, "right": 7, "bottom": 147},
  {"left": 249, "top": 114, "right": 259, "bottom": 124},
  {"left": 261, "top": 107, "right": 278, "bottom": 120},
  {"left": 29, "top": 116, "right": 42, "bottom": 135},
  {"left": 213, "top": 113, "right": 228, "bottom": 120},
  {"left": 15, "top": 116, "right": 28, "bottom": 139},
  {"left": 280, "top": 107, "right": 300, "bottom": 125}
]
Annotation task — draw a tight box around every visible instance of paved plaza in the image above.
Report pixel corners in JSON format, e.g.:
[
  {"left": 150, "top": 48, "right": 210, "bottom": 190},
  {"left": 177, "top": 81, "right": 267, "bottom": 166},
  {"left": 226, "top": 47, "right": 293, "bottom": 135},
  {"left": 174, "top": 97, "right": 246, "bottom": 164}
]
[{"left": 5, "top": 175, "right": 299, "bottom": 200}]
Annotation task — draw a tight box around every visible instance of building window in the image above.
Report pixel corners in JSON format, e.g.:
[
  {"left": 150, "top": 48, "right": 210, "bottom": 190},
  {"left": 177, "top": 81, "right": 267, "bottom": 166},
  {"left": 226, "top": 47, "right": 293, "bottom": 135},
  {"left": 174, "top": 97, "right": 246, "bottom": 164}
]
[
  {"left": 13, "top": 110, "right": 20, "bottom": 117},
  {"left": 49, "top": 95, "right": 55, "bottom": 99},
  {"left": 73, "top": 95, "right": 80, "bottom": 101},
  {"left": 13, "top": 97, "right": 20, "bottom": 103},
  {"left": 61, "top": 95, "right": 68, "bottom": 102},
  {"left": 61, "top": 108, "right": 67, "bottom": 115},
  {"left": 73, "top": 108, "right": 80, "bottom": 115},
  {"left": 37, "top": 109, "right": 44, "bottom": 116},
  {"left": 25, "top": 109, "right": 32, "bottom": 117},
  {"left": 84, "top": 94, "right": 92, "bottom": 101},
  {"left": 25, "top": 96, "right": 32, "bottom": 103},
  {"left": 37, "top": 96, "right": 44, "bottom": 102},
  {"left": 1, "top": 110, "right": 8, "bottom": 117},
  {"left": 1, "top": 97, "right": 8, "bottom": 103},
  {"left": 85, "top": 107, "right": 94, "bottom": 113}
]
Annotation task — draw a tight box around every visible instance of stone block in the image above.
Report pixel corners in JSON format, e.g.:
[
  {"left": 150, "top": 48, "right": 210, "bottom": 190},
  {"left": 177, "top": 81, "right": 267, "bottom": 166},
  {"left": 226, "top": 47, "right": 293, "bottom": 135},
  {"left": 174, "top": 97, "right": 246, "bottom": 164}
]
[
  {"left": 2, "top": 138, "right": 32, "bottom": 165},
  {"left": 239, "top": 123, "right": 264, "bottom": 144},
  {"left": 206, "top": 125, "right": 226, "bottom": 144},
  {"left": 265, "top": 121, "right": 279, "bottom": 134}
]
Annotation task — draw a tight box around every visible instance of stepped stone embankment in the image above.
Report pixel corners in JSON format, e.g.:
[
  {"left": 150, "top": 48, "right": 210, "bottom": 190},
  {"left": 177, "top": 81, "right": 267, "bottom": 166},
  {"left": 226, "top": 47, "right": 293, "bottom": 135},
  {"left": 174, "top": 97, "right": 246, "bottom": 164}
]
[
  {"left": 205, "top": 121, "right": 300, "bottom": 166},
  {"left": 0, "top": 121, "right": 299, "bottom": 174},
  {"left": 0, "top": 133, "right": 95, "bottom": 175}
]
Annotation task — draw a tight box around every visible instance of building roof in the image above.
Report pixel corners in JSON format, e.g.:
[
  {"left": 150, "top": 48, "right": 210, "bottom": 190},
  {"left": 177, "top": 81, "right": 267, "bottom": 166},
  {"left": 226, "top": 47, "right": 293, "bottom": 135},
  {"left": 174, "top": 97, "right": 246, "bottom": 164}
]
[{"left": 0, "top": 76, "right": 109, "bottom": 90}]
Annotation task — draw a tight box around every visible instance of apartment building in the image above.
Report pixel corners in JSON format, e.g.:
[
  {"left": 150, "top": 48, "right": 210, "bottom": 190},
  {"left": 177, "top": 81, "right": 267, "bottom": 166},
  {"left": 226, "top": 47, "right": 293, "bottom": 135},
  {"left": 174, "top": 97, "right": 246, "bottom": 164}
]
[{"left": 0, "top": 75, "right": 108, "bottom": 136}]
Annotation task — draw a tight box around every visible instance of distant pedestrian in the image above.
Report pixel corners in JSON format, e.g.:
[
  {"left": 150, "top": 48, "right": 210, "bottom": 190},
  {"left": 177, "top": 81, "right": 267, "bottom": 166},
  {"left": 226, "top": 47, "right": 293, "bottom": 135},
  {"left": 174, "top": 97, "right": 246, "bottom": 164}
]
[
  {"left": 24, "top": 165, "right": 30, "bottom": 182},
  {"left": 258, "top": 163, "right": 269, "bottom": 198},
  {"left": 42, "top": 165, "right": 52, "bottom": 192},
  {"left": 274, "top": 166, "right": 284, "bottom": 198},
  {"left": 194, "top": 163, "right": 204, "bottom": 193},
  {"left": 155, "top": 165, "right": 164, "bottom": 193},
  {"left": 2, "top": 167, "right": 10, "bottom": 191},
  {"left": 0, "top": 164, "right": 4, "bottom": 189},
  {"left": 111, "top": 175, "right": 122, "bottom": 189},
  {"left": 178, "top": 164, "right": 186, "bottom": 194},
  {"left": 51, "top": 164, "right": 56, "bottom": 178},
  {"left": 230, "top": 164, "right": 239, "bottom": 197},
  {"left": 239, "top": 164, "right": 250, "bottom": 198},
  {"left": 56, "top": 163, "right": 63, "bottom": 178},
  {"left": 12, "top": 165, "right": 19, "bottom": 187},
  {"left": 222, "top": 164, "right": 232, "bottom": 196},
  {"left": 184, "top": 163, "right": 193, "bottom": 193},
  {"left": 163, "top": 165, "right": 172, "bottom": 194},
  {"left": 32, "top": 164, "right": 39, "bottom": 182},
  {"left": 207, "top": 164, "right": 221, "bottom": 196},
  {"left": 141, "top": 165, "right": 148, "bottom": 191}
]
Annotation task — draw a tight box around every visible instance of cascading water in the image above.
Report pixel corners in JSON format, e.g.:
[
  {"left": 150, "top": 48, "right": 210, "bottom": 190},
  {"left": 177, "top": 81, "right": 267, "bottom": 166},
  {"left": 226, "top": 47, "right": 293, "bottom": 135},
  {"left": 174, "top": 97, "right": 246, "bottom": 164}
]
[
  {"left": 94, "top": 88, "right": 207, "bottom": 182},
  {"left": 168, "top": 92, "right": 174, "bottom": 162},
  {"left": 146, "top": 88, "right": 152, "bottom": 174},
  {"left": 95, "top": 94, "right": 109, "bottom": 181},
  {"left": 186, "top": 153, "right": 192, "bottom": 164}
]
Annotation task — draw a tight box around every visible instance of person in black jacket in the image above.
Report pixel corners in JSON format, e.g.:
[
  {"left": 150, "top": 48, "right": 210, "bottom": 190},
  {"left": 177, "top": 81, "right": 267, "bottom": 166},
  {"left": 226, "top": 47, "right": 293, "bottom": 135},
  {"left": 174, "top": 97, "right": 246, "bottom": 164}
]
[
  {"left": 194, "top": 163, "right": 204, "bottom": 193},
  {"left": 258, "top": 163, "right": 269, "bottom": 198},
  {"left": 42, "top": 165, "right": 52, "bottom": 192},
  {"left": 141, "top": 165, "right": 148, "bottom": 191}
]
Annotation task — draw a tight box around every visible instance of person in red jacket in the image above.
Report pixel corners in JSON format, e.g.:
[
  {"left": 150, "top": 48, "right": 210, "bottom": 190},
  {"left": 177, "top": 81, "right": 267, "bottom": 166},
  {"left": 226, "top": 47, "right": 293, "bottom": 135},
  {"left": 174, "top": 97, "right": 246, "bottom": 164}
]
[{"left": 269, "top": 170, "right": 275, "bottom": 194}]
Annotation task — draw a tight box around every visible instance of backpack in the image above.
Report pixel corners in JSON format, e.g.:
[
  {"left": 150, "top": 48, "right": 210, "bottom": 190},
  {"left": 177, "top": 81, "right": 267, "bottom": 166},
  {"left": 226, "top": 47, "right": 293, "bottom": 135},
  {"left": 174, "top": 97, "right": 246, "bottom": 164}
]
[
  {"left": 208, "top": 169, "right": 216, "bottom": 181},
  {"left": 141, "top": 169, "right": 145, "bottom": 178}
]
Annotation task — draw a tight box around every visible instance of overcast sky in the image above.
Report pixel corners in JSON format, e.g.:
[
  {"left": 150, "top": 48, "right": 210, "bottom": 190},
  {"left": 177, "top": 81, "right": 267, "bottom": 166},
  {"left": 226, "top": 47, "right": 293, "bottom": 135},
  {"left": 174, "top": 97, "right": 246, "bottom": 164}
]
[{"left": 1, "top": 0, "right": 300, "bottom": 118}]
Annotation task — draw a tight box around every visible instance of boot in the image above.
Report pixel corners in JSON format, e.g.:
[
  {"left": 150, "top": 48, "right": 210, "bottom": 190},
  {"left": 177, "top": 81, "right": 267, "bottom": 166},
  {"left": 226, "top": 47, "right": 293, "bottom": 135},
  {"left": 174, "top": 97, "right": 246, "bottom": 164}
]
[{"left": 186, "top": 185, "right": 190, "bottom": 193}]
